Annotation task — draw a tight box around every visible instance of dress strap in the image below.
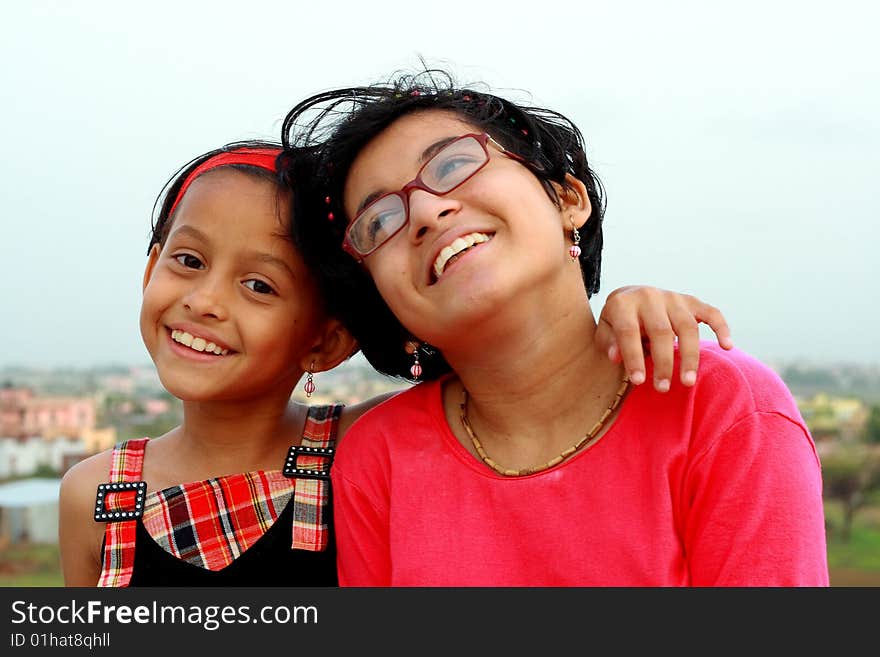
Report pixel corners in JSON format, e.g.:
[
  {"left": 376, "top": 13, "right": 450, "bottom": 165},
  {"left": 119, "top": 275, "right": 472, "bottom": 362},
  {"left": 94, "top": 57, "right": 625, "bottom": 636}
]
[
  {"left": 97, "top": 437, "right": 150, "bottom": 587},
  {"left": 290, "top": 404, "right": 344, "bottom": 551}
]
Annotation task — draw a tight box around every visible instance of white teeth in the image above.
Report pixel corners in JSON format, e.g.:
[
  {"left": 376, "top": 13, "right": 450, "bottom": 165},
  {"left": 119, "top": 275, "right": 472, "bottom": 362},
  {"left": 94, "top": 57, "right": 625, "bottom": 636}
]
[
  {"left": 433, "top": 232, "right": 491, "bottom": 279},
  {"left": 171, "top": 329, "right": 227, "bottom": 355}
]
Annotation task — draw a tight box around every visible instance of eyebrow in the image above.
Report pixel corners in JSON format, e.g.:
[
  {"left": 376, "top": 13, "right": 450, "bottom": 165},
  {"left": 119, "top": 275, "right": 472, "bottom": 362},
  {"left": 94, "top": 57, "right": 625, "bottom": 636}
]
[
  {"left": 354, "top": 135, "right": 464, "bottom": 215},
  {"left": 167, "top": 224, "right": 209, "bottom": 243},
  {"left": 252, "top": 252, "right": 297, "bottom": 279}
]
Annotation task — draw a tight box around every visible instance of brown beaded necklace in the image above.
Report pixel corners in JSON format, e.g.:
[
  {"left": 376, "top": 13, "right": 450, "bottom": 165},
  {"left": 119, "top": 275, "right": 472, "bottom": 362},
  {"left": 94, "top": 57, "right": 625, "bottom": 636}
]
[{"left": 459, "top": 375, "right": 631, "bottom": 477}]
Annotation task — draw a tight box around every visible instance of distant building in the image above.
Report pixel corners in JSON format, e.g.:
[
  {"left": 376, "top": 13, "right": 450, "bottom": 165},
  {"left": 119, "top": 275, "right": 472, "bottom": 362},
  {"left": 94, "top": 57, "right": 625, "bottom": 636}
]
[
  {"left": 80, "top": 427, "right": 117, "bottom": 456},
  {"left": 142, "top": 398, "right": 171, "bottom": 416},
  {"left": 0, "top": 477, "right": 61, "bottom": 544},
  {"left": 798, "top": 393, "right": 869, "bottom": 441},
  {"left": 0, "top": 385, "right": 96, "bottom": 440},
  {"left": 0, "top": 436, "right": 88, "bottom": 478}
]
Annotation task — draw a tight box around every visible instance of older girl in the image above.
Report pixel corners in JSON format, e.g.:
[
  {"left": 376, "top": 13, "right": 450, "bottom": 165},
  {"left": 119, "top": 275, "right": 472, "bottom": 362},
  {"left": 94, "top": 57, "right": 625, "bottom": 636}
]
[{"left": 281, "top": 73, "right": 828, "bottom": 586}]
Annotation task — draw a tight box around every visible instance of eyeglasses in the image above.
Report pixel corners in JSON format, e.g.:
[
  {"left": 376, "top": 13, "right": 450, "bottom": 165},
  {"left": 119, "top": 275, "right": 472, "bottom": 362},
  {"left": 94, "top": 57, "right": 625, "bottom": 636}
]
[{"left": 342, "top": 132, "right": 524, "bottom": 260}]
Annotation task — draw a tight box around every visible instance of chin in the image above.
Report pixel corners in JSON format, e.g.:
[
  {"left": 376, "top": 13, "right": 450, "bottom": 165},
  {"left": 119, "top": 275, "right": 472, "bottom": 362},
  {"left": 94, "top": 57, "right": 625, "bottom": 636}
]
[{"left": 155, "top": 372, "right": 215, "bottom": 403}]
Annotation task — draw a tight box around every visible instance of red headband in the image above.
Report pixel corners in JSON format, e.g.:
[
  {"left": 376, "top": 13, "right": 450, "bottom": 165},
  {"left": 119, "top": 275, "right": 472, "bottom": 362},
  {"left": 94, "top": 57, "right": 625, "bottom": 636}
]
[{"left": 168, "top": 147, "right": 282, "bottom": 216}]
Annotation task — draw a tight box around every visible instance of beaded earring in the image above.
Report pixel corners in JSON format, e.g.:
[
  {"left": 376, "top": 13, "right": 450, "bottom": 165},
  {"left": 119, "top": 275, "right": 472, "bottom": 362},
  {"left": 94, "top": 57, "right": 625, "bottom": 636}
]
[
  {"left": 407, "top": 342, "right": 422, "bottom": 380},
  {"left": 304, "top": 362, "right": 316, "bottom": 398},
  {"left": 569, "top": 225, "right": 582, "bottom": 260}
]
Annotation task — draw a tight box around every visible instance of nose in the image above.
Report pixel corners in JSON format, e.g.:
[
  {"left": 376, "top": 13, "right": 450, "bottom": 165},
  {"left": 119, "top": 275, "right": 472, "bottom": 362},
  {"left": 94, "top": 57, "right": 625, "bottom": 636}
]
[
  {"left": 182, "top": 276, "right": 228, "bottom": 321},
  {"left": 406, "top": 189, "right": 461, "bottom": 242}
]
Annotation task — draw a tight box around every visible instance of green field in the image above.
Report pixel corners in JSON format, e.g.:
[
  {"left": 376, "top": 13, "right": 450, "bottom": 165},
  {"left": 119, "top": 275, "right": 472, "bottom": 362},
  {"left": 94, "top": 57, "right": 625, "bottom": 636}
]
[{"left": 0, "top": 543, "right": 63, "bottom": 587}]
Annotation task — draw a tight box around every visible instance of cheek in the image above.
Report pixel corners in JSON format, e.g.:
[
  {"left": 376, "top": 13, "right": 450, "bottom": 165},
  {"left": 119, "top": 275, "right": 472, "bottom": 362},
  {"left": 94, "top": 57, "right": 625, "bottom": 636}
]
[
  {"left": 138, "top": 294, "right": 159, "bottom": 353},
  {"left": 140, "top": 273, "right": 172, "bottom": 319},
  {"left": 252, "top": 305, "right": 319, "bottom": 356},
  {"left": 140, "top": 278, "right": 161, "bottom": 320},
  {"left": 367, "top": 253, "right": 412, "bottom": 302}
]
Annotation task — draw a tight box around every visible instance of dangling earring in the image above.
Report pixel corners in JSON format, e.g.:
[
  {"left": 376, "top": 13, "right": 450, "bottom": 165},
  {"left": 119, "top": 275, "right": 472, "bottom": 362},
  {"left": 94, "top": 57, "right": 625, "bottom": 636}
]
[
  {"left": 569, "top": 224, "right": 582, "bottom": 260},
  {"left": 304, "top": 362, "right": 316, "bottom": 398},
  {"left": 407, "top": 342, "right": 423, "bottom": 380}
]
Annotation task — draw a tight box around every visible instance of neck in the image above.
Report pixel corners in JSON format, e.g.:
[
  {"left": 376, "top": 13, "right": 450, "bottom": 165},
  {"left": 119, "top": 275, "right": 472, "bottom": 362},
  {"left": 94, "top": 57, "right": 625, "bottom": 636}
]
[
  {"left": 169, "top": 389, "right": 305, "bottom": 475},
  {"left": 440, "top": 292, "right": 626, "bottom": 470},
  {"left": 445, "top": 290, "right": 611, "bottom": 402}
]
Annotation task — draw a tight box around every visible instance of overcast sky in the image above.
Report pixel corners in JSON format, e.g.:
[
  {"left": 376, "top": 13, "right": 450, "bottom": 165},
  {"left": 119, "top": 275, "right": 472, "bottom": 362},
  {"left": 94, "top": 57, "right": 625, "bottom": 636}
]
[{"left": 1, "top": 0, "right": 877, "bottom": 370}]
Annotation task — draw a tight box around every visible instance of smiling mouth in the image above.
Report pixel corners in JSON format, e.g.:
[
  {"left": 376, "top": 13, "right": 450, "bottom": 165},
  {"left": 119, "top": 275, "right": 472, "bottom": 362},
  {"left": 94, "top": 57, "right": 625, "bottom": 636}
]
[
  {"left": 170, "top": 329, "right": 229, "bottom": 356},
  {"left": 432, "top": 232, "right": 492, "bottom": 282}
]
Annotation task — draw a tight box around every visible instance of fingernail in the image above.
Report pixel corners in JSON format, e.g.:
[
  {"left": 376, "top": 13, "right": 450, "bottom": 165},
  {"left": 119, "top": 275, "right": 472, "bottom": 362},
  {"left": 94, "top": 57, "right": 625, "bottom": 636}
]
[
  {"left": 682, "top": 370, "right": 696, "bottom": 386},
  {"left": 608, "top": 345, "right": 618, "bottom": 361},
  {"left": 629, "top": 370, "right": 645, "bottom": 385},
  {"left": 655, "top": 378, "right": 670, "bottom": 393}
]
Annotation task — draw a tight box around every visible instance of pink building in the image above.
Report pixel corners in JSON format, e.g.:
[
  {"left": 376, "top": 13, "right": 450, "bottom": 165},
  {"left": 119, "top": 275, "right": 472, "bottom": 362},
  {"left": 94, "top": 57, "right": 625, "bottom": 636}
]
[
  {"left": 0, "top": 387, "right": 96, "bottom": 439},
  {"left": 143, "top": 398, "right": 171, "bottom": 416}
]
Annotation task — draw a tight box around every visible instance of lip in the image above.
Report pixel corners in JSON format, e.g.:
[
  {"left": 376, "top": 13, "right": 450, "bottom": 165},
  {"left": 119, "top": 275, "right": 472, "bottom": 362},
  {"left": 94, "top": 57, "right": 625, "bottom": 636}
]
[
  {"left": 426, "top": 227, "right": 495, "bottom": 285},
  {"left": 164, "top": 323, "right": 235, "bottom": 361}
]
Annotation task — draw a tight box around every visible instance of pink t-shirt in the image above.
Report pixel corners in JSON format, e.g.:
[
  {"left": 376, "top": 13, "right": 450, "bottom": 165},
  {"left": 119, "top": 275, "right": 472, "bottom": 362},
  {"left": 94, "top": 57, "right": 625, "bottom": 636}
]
[{"left": 332, "top": 344, "right": 829, "bottom": 586}]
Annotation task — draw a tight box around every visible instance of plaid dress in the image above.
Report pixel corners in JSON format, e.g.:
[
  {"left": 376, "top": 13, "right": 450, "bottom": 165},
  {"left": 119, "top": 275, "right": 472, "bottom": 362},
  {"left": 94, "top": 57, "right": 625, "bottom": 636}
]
[{"left": 97, "top": 404, "right": 342, "bottom": 587}]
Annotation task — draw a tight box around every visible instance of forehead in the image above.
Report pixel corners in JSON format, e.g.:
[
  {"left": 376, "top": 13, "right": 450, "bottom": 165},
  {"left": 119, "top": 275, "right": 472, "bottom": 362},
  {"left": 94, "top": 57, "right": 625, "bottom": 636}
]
[
  {"left": 344, "top": 110, "right": 481, "bottom": 199},
  {"left": 173, "top": 168, "right": 290, "bottom": 235}
]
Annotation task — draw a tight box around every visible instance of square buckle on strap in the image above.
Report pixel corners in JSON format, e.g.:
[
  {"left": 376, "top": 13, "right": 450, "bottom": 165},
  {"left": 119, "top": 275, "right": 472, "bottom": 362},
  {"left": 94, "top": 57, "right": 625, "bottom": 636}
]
[
  {"left": 93, "top": 481, "right": 147, "bottom": 522},
  {"left": 283, "top": 445, "right": 334, "bottom": 481}
]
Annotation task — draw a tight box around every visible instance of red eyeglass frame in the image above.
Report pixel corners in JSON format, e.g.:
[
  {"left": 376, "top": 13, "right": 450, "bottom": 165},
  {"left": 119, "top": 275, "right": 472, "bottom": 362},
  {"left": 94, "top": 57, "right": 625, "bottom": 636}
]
[{"left": 341, "top": 132, "right": 526, "bottom": 261}]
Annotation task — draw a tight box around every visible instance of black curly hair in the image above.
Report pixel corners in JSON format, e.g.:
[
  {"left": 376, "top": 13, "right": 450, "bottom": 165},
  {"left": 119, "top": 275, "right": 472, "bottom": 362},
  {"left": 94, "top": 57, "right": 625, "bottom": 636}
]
[{"left": 279, "top": 69, "right": 606, "bottom": 382}]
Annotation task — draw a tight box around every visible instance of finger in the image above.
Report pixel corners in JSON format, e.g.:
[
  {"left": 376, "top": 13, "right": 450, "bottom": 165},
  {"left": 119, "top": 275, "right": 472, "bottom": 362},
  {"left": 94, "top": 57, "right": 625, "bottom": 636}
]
[
  {"left": 669, "top": 308, "right": 701, "bottom": 386},
  {"left": 603, "top": 318, "right": 646, "bottom": 385},
  {"left": 638, "top": 297, "right": 675, "bottom": 392},
  {"left": 594, "top": 315, "right": 617, "bottom": 361},
  {"left": 594, "top": 318, "right": 620, "bottom": 362},
  {"left": 694, "top": 302, "right": 734, "bottom": 350},
  {"left": 607, "top": 341, "right": 621, "bottom": 364}
]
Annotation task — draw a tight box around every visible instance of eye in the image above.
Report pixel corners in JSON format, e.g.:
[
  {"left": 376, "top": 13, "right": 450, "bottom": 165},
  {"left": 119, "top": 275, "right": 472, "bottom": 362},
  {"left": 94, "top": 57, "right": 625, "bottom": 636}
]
[
  {"left": 174, "top": 253, "right": 204, "bottom": 269},
  {"left": 434, "top": 154, "right": 479, "bottom": 180},
  {"left": 426, "top": 147, "right": 485, "bottom": 191},
  {"left": 367, "top": 210, "right": 401, "bottom": 242},
  {"left": 243, "top": 279, "right": 277, "bottom": 295},
  {"left": 352, "top": 197, "right": 405, "bottom": 251}
]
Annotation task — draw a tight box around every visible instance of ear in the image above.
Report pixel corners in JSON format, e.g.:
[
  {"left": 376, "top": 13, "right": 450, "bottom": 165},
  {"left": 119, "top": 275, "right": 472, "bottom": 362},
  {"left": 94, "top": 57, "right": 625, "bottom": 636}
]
[
  {"left": 298, "top": 318, "right": 358, "bottom": 375},
  {"left": 142, "top": 244, "right": 162, "bottom": 292},
  {"left": 554, "top": 174, "right": 592, "bottom": 230}
]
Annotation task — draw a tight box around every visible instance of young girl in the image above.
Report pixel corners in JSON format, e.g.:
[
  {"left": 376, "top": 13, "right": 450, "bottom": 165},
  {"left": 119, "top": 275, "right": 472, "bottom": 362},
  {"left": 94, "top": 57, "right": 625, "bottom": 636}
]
[
  {"left": 280, "top": 73, "right": 829, "bottom": 586},
  {"left": 58, "top": 139, "right": 735, "bottom": 587},
  {"left": 60, "top": 142, "right": 360, "bottom": 585}
]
